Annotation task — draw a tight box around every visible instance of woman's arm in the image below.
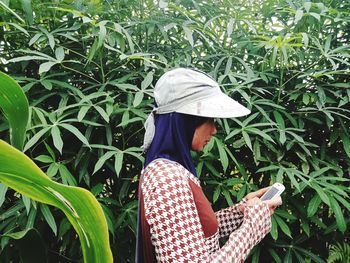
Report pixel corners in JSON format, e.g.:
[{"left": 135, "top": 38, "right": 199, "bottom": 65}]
[
  {"left": 143, "top": 167, "right": 271, "bottom": 262},
  {"left": 215, "top": 200, "right": 245, "bottom": 238}
]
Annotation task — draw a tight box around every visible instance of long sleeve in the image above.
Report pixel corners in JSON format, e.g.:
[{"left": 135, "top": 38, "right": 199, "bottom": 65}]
[
  {"left": 142, "top": 162, "right": 271, "bottom": 263},
  {"left": 215, "top": 200, "right": 245, "bottom": 238}
]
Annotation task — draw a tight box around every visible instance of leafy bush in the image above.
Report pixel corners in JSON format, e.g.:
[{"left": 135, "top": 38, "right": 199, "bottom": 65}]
[{"left": 0, "top": 0, "right": 349, "bottom": 261}]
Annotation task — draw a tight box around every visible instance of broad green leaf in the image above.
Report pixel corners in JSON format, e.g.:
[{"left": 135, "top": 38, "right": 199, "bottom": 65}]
[
  {"left": 0, "top": 140, "right": 113, "bottom": 262},
  {"left": 0, "top": 71, "right": 29, "bottom": 150}
]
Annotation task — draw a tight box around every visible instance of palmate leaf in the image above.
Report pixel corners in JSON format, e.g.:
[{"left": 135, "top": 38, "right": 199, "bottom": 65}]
[
  {"left": 0, "top": 71, "right": 29, "bottom": 150},
  {"left": 0, "top": 140, "right": 113, "bottom": 262}
]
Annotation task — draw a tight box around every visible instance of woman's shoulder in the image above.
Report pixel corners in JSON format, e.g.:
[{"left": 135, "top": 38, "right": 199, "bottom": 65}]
[
  {"left": 143, "top": 158, "right": 182, "bottom": 175},
  {"left": 142, "top": 158, "right": 200, "bottom": 187}
]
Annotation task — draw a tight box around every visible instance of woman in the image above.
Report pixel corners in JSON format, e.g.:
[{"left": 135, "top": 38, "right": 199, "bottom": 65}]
[{"left": 136, "top": 68, "right": 282, "bottom": 262}]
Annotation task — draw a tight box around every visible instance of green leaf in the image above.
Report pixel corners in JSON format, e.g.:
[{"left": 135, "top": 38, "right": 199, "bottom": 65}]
[
  {"left": 304, "top": 2, "right": 312, "bottom": 12},
  {"left": 295, "top": 9, "right": 304, "bottom": 23},
  {"left": 51, "top": 126, "right": 63, "bottom": 154},
  {"left": 0, "top": 183, "right": 8, "bottom": 207},
  {"left": 58, "top": 165, "right": 77, "bottom": 186},
  {"left": 340, "top": 133, "right": 350, "bottom": 158},
  {"left": 275, "top": 215, "right": 292, "bottom": 238},
  {"left": 59, "top": 123, "right": 90, "bottom": 148},
  {"left": 133, "top": 91, "right": 144, "bottom": 108},
  {"left": 0, "top": 140, "right": 113, "bottom": 262},
  {"left": 183, "top": 26, "right": 194, "bottom": 47},
  {"left": 35, "top": 155, "right": 53, "bottom": 163},
  {"left": 242, "top": 131, "right": 252, "bottom": 150},
  {"left": 310, "top": 12, "right": 320, "bottom": 21},
  {"left": 24, "top": 127, "right": 51, "bottom": 152},
  {"left": 270, "top": 216, "right": 278, "bottom": 240},
  {"left": 312, "top": 183, "right": 330, "bottom": 205},
  {"left": 114, "top": 151, "right": 124, "bottom": 176},
  {"left": 216, "top": 139, "right": 228, "bottom": 172},
  {"left": 213, "top": 186, "right": 221, "bottom": 203},
  {"left": 93, "top": 151, "right": 115, "bottom": 174},
  {"left": 94, "top": 105, "right": 110, "bottom": 123},
  {"left": 0, "top": 71, "right": 29, "bottom": 150},
  {"left": 55, "top": 47, "right": 65, "bottom": 62},
  {"left": 141, "top": 71, "right": 153, "bottom": 90},
  {"left": 307, "top": 194, "right": 321, "bottom": 217},
  {"left": 293, "top": 246, "right": 326, "bottom": 263},
  {"left": 39, "top": 62, "right": 57, "bottom": 74},
  {"left": 41, "top": 79, "right": 52, "bottom": 90},
  {"left": 22, "top": 194, "right": 31, "bottom": 214},
  {"left": 329, "top": 195, "right": 346, "bottom": 232},
  {"left": 78, "top": 105, "right": 91, "bottom": 121},
  {"left": 20, "top": 0, "right": 34, "bottom": 24},
  {"left": 40, "top": 204, "right": 57, "bottom": 235}
]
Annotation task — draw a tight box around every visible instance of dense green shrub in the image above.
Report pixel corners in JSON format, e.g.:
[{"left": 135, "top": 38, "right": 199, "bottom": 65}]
[{"left": 0, "top": 0, "right": 349, "bottom": 261}]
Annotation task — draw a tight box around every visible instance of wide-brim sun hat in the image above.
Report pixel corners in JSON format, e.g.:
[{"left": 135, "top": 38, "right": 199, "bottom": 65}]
[
  {"left": 142, "top": 68, "right": 251, "bottom": 150},
  {"left": 154, "top": 68, "right": 250, "bottom": 118}
]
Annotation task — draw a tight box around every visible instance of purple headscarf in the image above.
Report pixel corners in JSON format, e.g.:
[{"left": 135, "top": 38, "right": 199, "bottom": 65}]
[{"left": 136, "top": 112, "right": 208, "bottom": 262}]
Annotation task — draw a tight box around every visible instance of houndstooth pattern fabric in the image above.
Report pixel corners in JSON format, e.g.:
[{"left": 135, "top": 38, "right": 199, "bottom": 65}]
[
  {"left": 141, "top": 159, "right": 271, "bottom": 262},
  {"left": 215, "top": 199, "right": 246, "bottom": 238}
]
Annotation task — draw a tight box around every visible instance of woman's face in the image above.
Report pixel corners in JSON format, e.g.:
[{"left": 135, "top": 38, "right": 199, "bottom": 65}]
[{"left": 191, "top": 119, "right": 217, "bottom": 151}]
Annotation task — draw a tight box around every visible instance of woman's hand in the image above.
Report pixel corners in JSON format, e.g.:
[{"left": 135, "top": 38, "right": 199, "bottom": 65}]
[{"left": 240, "top": 188, "right": 283, "bottom": 215}]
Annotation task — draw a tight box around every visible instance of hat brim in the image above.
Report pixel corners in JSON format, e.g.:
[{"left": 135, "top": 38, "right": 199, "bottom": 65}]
[{"left": 175, "top": 93, "right": 250, "bottom": 118}]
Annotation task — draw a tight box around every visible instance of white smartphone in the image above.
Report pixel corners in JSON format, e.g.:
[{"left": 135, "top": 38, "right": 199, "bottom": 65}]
[{"left": 260, "top": 183, "right": 285, "bottom": 201}]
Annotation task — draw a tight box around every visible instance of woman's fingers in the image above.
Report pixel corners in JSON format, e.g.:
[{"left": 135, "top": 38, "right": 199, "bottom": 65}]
[
  {"left": 245, "top": 187, "right": 270, "bottom": 200},
  {"left": 264, "top": 196, "right": 282, "bottom": 215},
  {"left": 264, "top": 196, "right": 282, "bottom": 207},
  {"left": 246, "top": 197, "right": 261, "bottom": 206}
]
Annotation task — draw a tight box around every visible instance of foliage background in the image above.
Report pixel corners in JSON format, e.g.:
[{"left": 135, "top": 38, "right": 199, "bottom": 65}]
[{"left": 0, "top": 0, "right": 349, "bottom": 262}]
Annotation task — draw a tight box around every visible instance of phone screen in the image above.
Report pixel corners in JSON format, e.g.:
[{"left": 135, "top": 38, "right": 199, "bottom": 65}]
[{"left": 260, "top": 186, "right": 279, "bottom": 201}]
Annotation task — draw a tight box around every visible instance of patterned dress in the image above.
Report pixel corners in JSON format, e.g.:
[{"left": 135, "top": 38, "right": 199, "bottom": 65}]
[{"left": 140, "top": 158, "right": 271, "bottom": 262}]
